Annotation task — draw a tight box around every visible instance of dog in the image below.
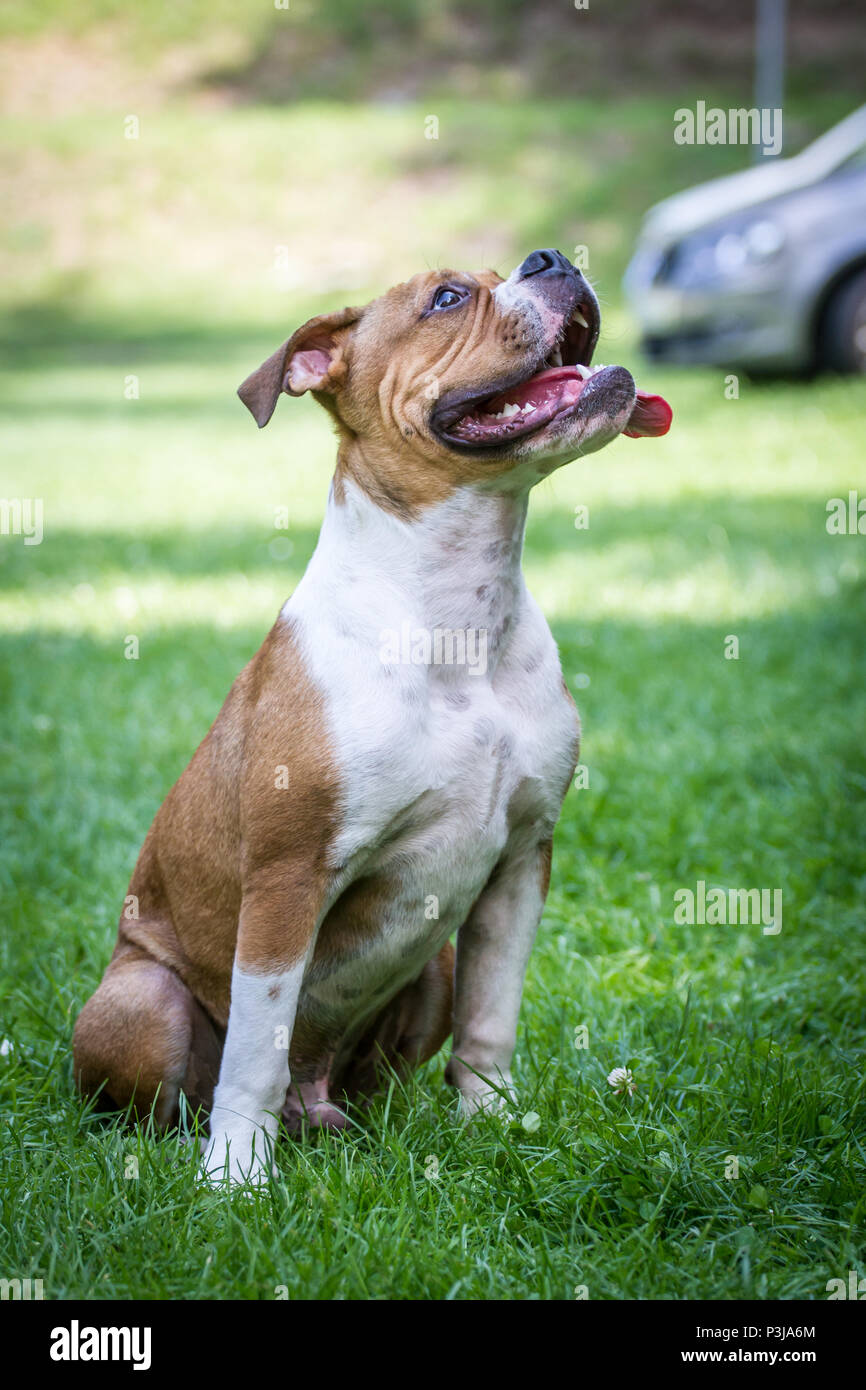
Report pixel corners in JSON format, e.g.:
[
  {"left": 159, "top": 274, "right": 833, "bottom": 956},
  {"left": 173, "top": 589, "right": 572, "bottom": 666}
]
[{"left": 73, "top": 249, "right": 671, "bottom": 1184}]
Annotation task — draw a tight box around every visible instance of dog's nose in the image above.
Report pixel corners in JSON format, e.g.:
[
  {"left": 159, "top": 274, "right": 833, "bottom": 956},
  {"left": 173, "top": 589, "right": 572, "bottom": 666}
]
[{"left": 516, "top": 249, "right": 576, "bottom": 281}]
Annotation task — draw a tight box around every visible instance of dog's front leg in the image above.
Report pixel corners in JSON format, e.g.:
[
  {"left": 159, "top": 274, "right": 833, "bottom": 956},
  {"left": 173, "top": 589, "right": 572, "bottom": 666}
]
[
  {"left": 202, "top": 878, "right": 314, "bottom": 1186},
  {"left": 446, "top": 835, "right": 553, "bottom": 1118}
]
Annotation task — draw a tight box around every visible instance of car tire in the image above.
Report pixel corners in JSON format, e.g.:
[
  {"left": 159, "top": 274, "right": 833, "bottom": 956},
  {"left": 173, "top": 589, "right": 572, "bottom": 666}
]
[{"left": 819, "top": 267, "right": 866, "bottom": 373}]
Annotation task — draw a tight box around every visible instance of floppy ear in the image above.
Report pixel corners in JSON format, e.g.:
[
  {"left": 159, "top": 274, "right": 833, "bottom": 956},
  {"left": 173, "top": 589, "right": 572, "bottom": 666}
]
[{"left": 237, "top": 305, "right": 360, "bottom": 428}]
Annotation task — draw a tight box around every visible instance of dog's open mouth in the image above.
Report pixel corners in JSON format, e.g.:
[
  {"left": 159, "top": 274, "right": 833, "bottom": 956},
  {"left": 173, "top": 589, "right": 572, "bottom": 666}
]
[{"left": 434, "top": 303, "right": 672, "bottom": 449}]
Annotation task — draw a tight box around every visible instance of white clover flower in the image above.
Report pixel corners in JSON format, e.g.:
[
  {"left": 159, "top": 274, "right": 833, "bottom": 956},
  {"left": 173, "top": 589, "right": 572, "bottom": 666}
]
[{"left": 606, "top": 1066, "right": 637, "bottom": 1096}]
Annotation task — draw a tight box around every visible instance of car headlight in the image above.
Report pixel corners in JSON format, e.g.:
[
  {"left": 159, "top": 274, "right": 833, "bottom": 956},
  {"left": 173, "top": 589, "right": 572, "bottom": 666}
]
[
  {"left": 743, "top": 218, "right": 786, "bottom": 259},
  {"left": 664, "top": 219, "right": 786, "bottom": 287}
]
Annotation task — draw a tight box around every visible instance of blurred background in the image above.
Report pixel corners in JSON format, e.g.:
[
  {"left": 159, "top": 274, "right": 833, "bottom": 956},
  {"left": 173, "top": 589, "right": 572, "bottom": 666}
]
[{"left": 1, "top": 0, "right": 864, "bottom": 353}]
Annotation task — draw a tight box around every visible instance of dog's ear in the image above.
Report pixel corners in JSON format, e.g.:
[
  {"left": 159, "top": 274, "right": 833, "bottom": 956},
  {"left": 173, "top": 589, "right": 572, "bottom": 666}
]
[{"left": 237, "top": 305, "right": 360, "bottom": 428}]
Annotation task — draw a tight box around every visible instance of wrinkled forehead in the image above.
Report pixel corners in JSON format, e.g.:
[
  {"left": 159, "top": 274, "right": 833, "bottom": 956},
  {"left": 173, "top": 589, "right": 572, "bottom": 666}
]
[{"left": 352, "top": 267, "right": 505, "bottom": 342}]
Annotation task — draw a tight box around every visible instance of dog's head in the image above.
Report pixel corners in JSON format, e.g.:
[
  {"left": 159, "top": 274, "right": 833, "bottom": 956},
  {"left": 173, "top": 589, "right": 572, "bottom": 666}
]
[{"left": 239, "top": 250, "right": 670, "bottom": 511}]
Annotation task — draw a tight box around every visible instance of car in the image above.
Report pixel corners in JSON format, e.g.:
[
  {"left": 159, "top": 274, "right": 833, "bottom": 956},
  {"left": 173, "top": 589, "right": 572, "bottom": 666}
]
[{"left": 624, "top": 105, "right": 866, "bottom": 374}]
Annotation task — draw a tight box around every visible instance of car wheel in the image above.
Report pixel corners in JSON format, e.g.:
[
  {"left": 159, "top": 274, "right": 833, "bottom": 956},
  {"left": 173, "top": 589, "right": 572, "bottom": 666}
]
[{"left": 820, "top": 267, "right": 866, "bottom": 373}]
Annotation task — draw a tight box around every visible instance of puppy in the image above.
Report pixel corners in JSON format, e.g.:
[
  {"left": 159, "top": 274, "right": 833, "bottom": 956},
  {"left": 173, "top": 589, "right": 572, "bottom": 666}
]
[{"left": 73, "top": 249, "right": 670, "bottom": 1183}]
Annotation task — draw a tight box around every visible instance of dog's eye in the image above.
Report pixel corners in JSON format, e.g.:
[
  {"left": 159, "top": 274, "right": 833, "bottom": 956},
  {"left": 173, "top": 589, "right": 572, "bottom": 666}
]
[{"left": 430, "top": 286, "right": 467, "bottom": 312}]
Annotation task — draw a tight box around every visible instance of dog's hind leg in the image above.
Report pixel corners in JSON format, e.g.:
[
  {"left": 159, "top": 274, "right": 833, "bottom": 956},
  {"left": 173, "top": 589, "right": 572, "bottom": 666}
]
[
  {"left": 334, "top": 940, "right": 454, "bottom": 1107},
  {"left": 72, "top": 943, "right": 223, "bottom": 1129}
]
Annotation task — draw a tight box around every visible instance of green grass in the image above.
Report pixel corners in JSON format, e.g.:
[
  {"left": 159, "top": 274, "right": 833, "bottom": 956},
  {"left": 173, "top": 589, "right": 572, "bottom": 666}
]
[{"left": 1, "top": 88, "right": 865, "bottom": 1300}]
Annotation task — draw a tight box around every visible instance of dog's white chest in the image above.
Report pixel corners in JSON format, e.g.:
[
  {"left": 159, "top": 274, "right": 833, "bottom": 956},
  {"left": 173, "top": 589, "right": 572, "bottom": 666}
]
[
  {"left": 356, "top": 669, "right": 541, "bottom": 904},
  {"left": 284, "top": 480, "right": 577, "bottom": 1018},
  {"left": 309, "top": 651, "right": 572, "bottom": 1019}
]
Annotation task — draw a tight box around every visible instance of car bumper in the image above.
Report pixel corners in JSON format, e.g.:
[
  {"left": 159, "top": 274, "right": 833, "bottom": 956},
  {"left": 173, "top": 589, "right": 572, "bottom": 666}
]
[{"left": 625, "top": 270, "right": 812, "bottom": 371}]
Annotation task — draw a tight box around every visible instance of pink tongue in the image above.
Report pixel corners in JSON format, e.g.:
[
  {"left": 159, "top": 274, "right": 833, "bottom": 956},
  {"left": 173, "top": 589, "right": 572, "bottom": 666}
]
[{"left": 623, "top": 391, "right": 672, "bottom": 438}]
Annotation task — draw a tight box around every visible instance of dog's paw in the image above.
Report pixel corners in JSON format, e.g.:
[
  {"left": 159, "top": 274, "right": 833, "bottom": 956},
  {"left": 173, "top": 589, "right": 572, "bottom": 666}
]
[
  {"left": 200, "top": 1130, "right": 274, "bottom": 1189},
  {"left": 456, "top": 1078, "right": 517, "bottom": 1124},
  {"left": 446, "top": 1056, "right": 517, "bottom": 1123}
]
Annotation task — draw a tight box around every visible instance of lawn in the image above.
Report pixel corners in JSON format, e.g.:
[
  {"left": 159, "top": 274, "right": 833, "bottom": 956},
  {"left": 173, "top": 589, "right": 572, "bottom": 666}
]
[{"left": 1, "top": 88, "right": 865, "bottom": 1301}]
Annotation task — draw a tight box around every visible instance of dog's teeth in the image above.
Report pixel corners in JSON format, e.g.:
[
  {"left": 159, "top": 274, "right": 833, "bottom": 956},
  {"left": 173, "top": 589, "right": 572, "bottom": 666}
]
[
  {"left": 572, "top": 310, "right": 589, "bottom": 328},
  {"left": 550, "top": 348, "right": 563, "bottom": 367},
  {"left": 523, "top": 403, "right": 535, "bottom": 413},
  {"left": 575, "top": 363, "right": 592, "bottom": 380}
]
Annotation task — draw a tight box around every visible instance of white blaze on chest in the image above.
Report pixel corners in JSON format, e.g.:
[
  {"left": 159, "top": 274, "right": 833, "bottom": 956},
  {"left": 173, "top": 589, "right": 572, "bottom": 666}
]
[{"left": 283, "top": 479, "right": 575, "bottom": 967}]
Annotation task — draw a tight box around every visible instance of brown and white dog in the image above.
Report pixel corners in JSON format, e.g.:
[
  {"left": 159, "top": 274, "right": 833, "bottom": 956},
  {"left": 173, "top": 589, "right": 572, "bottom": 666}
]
[{"left": 73, "top": 249, "right": 671, "bottom": 1184}]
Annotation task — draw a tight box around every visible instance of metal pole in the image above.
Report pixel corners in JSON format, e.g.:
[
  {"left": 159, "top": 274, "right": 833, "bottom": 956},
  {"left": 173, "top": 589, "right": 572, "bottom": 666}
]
[{"left": 754, "top": 0, "right": 787, "bottom": 160}]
